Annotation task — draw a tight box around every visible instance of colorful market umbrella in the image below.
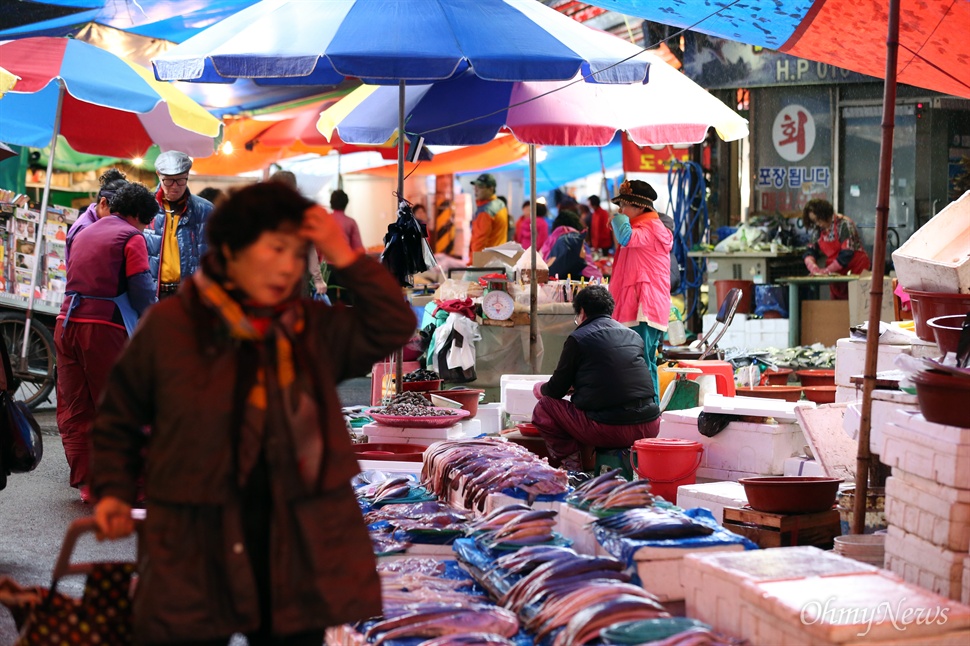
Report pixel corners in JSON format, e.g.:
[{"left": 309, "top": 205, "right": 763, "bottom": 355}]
[
  {"left": 0, "top": 36, "right": 222, "bottom": 367},
  {"left": 0, "top": 66, "right": 18, "bottom": 97},
  {"left": 318, "top": 52, "right": 748, "bottom": 147},
  {"left": 598, "top": 0, "right": 969, "bottom": 99},
  {"left": 154, "top": 0, "right": 655, "bottom": 378}
]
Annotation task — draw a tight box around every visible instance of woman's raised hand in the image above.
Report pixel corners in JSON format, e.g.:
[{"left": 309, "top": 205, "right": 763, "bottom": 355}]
[{"left": 300, "top": 204, "right": 361, "bottom": 268}]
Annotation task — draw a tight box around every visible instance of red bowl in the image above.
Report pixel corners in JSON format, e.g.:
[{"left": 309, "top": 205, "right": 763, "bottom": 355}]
[
  {"left": 402, "top": 379, "right": 443, "bottom": 392},
  {"left": 739, "top": 476, "right": 843, "bottom": 514},
  {"left": 927, "top": 314, "right": 968, "bottom": 355},
  {"left": 736, "top": 385, "right": 803, "bottom": 402},
  {"left": 912, "top": 370, "right": 970, "bottom": 427},
  {"left": 425, "top": 389, "right": 484, "bottom": 416},
  {"left": 905, "top": 290, "right": 970, "bottom": 342},
  {"left": 762, "top": 367, "right": 793, "bottom": 386},
  {"left": 517, "top": 422, "right": 541, "bottom": 437},
  {"left": 354, "top": 442, "right": 428, "bottom": 462},
  {"left": 802, "top": 386, "right": 837, "bottom": 404},
  {"left": 796, "top": 369, "right": 836, "bottom": 387}
]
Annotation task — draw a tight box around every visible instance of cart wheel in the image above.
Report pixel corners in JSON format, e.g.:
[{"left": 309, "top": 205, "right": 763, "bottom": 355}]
[{"left": 0, "top": 311, "right": 55, "bottom": 410}]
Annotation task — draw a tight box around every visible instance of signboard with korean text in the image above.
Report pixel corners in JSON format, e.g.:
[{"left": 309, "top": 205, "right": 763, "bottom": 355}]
[
  {"left": 753, "top": 86, "right": 833, "bottom": 215},
  {"left": 622, "top": 140, "right": 691, "bottom": 173}
]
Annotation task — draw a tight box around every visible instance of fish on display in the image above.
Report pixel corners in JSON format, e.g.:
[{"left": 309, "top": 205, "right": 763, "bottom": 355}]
[
  {"left": 479, "top": 509, "right": 558, "bottom": 549},
  {"left": 588, "top": 480, "right": 657, "bottom": 513},
  {"left": 365, "top": 605, "right": 519, "bottom": 646},
  {"left": 418, "top": 634, "right": 517, "bottom": 646},
  {"left": 484, "top": 545, "right": 577, "bottom": 577},
  {"left": 552, "top": 594, "right": 672, "bottom": 645},
  {"left": 530, "top": 581, "right": 665, "bottom": 643},
  {"left": 592, "top": 508, "right": 715, "bottom": 540},
  {"left": 499, "top": 554, "right": 628, "bottom": 612}
]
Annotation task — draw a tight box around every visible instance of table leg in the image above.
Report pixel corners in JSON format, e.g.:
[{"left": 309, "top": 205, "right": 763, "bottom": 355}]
[{"left": 788, "top": 283, "right": 800, "bottom": 347}]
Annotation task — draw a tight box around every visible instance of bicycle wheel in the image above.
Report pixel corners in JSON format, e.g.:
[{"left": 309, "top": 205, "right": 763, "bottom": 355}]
[{"left": 0, "top": 311, "right": 56, "bottom": 410}]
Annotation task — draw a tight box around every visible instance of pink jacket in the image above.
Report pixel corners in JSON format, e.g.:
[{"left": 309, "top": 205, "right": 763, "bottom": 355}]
[{"left": 609, "top": 213, "right": 673, "bottom": 329}]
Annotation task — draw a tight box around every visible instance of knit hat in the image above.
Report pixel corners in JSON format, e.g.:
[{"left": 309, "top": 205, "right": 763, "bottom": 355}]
[{"left": 611, "top": 180, "right": 657, "bottom": 208}]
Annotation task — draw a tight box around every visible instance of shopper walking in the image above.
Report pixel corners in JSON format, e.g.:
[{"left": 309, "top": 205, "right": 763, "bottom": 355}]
[
  {"left": 144, "top": 151, "right": 214, "bottom": 298},
  {"left": 65, "top": 168, "right": 127, "bottom": 262},
  {"left": 91, "top": 182, "right": 416, "bottom": 644},
  {"left": 55, "top": 182, "right": 158, "bottom": 503}
]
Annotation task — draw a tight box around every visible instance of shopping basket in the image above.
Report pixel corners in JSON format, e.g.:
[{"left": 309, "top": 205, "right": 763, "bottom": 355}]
[{"left": 0, "top": 517, "right": 139, "bottom": 645}]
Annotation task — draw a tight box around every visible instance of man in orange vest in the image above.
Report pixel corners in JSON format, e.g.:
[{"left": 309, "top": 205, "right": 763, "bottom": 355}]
[{"left": 469, "top": 174, "right": 508, "bottom": 259}]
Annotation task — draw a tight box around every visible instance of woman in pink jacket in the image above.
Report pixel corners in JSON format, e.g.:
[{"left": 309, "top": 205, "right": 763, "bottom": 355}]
[{"left": 608, "top": 180, "right": 673, "bottom": 397}]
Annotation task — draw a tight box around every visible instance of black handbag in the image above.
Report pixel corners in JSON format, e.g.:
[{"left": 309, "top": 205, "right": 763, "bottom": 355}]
[{"left": 0, "top": 339, "right": 42, "bottom": 475}]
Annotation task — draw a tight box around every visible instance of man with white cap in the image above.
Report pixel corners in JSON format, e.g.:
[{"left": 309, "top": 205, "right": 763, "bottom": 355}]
[
  {"left": 469, "top": 173, "right": 508, "bottom": 258},
  {"left": 144, "top": 150, "right": 213, "bottom": 297}
]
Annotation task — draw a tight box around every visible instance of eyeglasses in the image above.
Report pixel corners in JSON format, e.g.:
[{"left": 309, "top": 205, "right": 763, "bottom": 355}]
[{"left": 161, "top": 177, "right": 188, "bottom": 187}]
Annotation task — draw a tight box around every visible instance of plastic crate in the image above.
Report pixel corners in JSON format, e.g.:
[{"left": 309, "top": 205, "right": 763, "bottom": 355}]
[{"left": 892, "top": 191, "right": 970, "bottom": 294}]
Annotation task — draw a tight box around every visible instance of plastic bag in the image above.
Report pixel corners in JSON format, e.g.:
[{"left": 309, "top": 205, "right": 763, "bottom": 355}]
[
  {"left": 0, "top": 391, "right": 42, "bottom": 474},
  {"left": 754, "top": 284, "right": 788, "bottom": 318},
  {"left": 380, "top": 201, "right": 436, "bottom": 287}
]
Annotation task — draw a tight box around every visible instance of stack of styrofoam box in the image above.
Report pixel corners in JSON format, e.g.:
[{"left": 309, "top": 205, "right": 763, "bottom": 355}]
[
  {"left": 676, "top": 481, "right": 748, "bottom": 524},
  {"left": 892, "top": 190, "right": 970, "bottom": 293},
  {"left": 843, "top": 389, "right": 919, "bottom": 455},
  {"left": 499, "top": 374, "right": 549, "bottom": 425},
  {"left": 683, "top": 546, "right": 970, "bottom": 645},
  {"left": 660, "top": 407, "right": 805, "bottom": 480},
  {"left": 475, "top": 402, "right": 502, "bottom": 436},
  {"left": 880, "top": 410, "right": 970, "bottom": 601},
  {"left": 702, "top": 313, "right": 748, "bottom": 350},
  {"left": 701, "top": 313, "right": 789, "bottom": 351},
  {"left": 964, "top": 557, "right": 970, "bottom": 605},
  {"left": 627, "top": 541, "right": 746, "bottom": 603},
  {"left": 834, "top": 337, "right": 913, "bottom": 403},
  {"left": 361, "top": 420, "right": 468, "bottom": 445},
  {"left": 783, "top": 455, "right": 827, "bottom": 477}
]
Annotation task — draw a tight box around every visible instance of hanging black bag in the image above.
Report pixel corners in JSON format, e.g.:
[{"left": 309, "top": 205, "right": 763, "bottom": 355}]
[{"left": 0, "top": 340, "right": 42, "bottom": 475}]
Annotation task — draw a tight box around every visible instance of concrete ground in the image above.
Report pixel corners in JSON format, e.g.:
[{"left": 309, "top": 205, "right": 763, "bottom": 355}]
[{"left": 0, "top": 376, "right": 371, "bottom": 642}]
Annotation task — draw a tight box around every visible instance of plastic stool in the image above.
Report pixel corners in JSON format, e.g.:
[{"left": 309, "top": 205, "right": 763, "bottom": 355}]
[
  {"left": 579, "top": 445, "right": 634, "bottom": 479},
  {"left": 673, "top": 360, "right": 736, "bottom": 397}
]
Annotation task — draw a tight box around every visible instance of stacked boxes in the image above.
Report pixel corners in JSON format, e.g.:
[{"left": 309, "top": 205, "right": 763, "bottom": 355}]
[
  {"left": 683, "top": 546, "right": 970, "bottom": 645},
  {"left": 701, "top": 313, "right": 790, "bottom": 350},
  {"left": 676, "top": 481, "right": 749, "bottom": 524},
  {"left": 881, "top": 411, "right": 970, "bottom": 601},
  {"left": 834, "top": 337, "right": 911, "bottom": 403}
]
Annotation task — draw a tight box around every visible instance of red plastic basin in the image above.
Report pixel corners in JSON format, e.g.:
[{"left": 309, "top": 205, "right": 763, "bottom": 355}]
[
  {"left": 905, "top": 289, "right": 970, "bottom": 342},
  {"left": 927, "top": 314, "right": 967, "bottom": 355},
  {"left": 354, "top": 443, "right": 428, "bottom": 462}
]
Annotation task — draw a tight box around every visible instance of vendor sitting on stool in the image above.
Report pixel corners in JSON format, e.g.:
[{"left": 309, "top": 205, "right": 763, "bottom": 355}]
[{"left": 531, "top": 285, "right": 661, "bottom": 472}]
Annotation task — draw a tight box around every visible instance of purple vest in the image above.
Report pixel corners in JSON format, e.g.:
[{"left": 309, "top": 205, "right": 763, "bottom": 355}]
[{"left": 59, "top": 215, "right": 139, "bottom": 325}]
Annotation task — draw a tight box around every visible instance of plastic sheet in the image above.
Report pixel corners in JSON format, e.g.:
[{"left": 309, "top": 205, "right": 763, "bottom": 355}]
[{"left": 594, "top": 508, "right": 758, "bottom": 567}]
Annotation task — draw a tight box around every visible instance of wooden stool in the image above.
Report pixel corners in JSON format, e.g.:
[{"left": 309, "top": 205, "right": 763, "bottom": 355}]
[{"left": 722, "top": 507, "right": 842, "bottom": 549}]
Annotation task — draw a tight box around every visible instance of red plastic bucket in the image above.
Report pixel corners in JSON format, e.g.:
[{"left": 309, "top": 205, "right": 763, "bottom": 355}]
[{"left": 631, "top": 438, "right": 704, "bottom": 502}]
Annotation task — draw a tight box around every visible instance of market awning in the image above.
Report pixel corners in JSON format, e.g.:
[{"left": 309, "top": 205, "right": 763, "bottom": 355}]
[{"left": 354, "top": 136, "right": 529, "bottom": 178}]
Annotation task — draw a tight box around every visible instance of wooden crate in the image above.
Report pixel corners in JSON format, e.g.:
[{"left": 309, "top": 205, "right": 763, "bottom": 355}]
[{"left": 722, "top": 507, "right": 841, "bottom": 549}]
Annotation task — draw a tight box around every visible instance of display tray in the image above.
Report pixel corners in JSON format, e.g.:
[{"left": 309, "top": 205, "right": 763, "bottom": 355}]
[{"left": 368, "top": 407, "right": 471, "bottom": 428}]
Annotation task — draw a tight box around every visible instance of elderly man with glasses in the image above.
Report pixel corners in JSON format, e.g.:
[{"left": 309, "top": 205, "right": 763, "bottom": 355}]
[{"left": 144, "top": 151, "right": 214, "bottom": 298}]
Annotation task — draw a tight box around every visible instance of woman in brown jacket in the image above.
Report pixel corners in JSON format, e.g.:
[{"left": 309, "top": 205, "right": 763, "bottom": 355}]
[{"left": 90, "top": 182, "right": 416, "bottom": 645}]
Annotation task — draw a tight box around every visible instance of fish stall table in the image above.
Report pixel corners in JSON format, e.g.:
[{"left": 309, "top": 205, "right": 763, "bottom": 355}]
[{"left": 776, "top": 274, "right": 860, "bottom": 347}]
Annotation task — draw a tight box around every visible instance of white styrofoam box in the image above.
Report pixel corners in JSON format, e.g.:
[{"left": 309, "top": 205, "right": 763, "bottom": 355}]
[
  {"left": 844, "top": 390, "right": 919, "bottom": 455},
  {"left": 482, "top": 491, "right": 560, "bottom": 517},
  {"left": 461, "top": 418, "right": 482, "bottom": 437},
  {"left": 356, "top": 459, "right": 422, "bottom": 474},
  {"left": 836, "top": 384, "right": 859, "bottom": 403},
  {"left": 377, "top": 543, "right": 455, "bottom": 562},
  {"left": 886, "top": 471, "right": 970, "bottom": 552},
  {"left": 892, "top": 409, "right": 970, "bottom": 445},
  {"left": 704, "top": 313, "right": 748, "bottom": 334},
  {"left": 835, "top": 337, "right": 912, "bottom": 387},
  {"left": 695, "top": 466, "right": 763, "bottom": 482},
  {"left": 676, "top": 480, "right": 748, "bottom": 524},
  {"left": 499, "top": 374, "right": 549, "bottom": 418},
  {"left": 661, "top": 407, "right": 804, "bottom": 476},
  {"left": 503, "top": 382, "right": 539, "bottom": 418},
  {"left": 960, "top": 556, "right": 970, "bottom": 605},
  {"left": 880, "top": 422, "right": 970, "bottom": 490},
  {"left": 557, "top": 504, "right": 604, "bottom": 556},
  {"left": 634, "top": 542, "right": 746, "bottom": 602},
  {"left": 885, "top": 525, "right": 966, "bottom": 600},
  {"left": 361, "top": 421, "right": 466, "bottom": 443},
  {"left": 682, "top": 547, "right": 880, "bottom": 638},
  {"left": 474, "top": 402, "right": 503, "bottom": 436},
  {"left": 783, "top": 456, "right": 827, "bottom": 477},
  {"left": 741, "top": 573, "right": 970, "bottom": 646},
  {"left": 892, "top": 190, "right": 970, "bottom": 294}
]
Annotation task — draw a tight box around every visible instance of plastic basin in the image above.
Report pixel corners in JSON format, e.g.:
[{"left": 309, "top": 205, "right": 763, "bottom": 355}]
[
  {"left": 736, "top": 385, "right": 803, "bottom": 402},
  {"left": 517, "top": 422, "right": 540, "bottom": 437},
  {"left": 905, "top": 289, "right": 970, "bottom": 341},
  {"left": 353, "top": 442, "right": 428, "bottom": 462},
  {"left": 425, "top": 388, "right": 484, "bottom": 416},
  {"left": 802, "top": 385, "right": 837, "bottom": 404},
  {"left": 762, "top": 367, "right": 793, "bottom": 386},
  {"left": 738, "top": 476, "right": 843, "bottom": 514},
  {"left": 796, "top": 369, "right": 836, "bottom": 387},
  {"left": 927, "top": 314, "right": 967, "bottom": 355},
  {"left": 402, "top": 379, "right": 443, "bottom": 392},
  {"left": 912, "top": 369, "right": 970, "bottom": 427}
]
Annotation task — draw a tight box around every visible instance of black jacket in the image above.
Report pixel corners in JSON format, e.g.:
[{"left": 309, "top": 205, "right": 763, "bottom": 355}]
[{"left": 541, "top": 314, "right": 659, "bottom": 424}]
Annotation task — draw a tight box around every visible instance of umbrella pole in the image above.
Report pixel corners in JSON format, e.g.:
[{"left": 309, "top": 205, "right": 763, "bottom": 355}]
[
  {"left": 529, "top": 145, "right": 539, "bottom": 373},
  {"left": 20, "top": 80, "right": 64, "bottom": 371},
  {"left": 853, "top": 0, "right": 900, "bottom": 535},
  {"left": 395, "top": 80, "right": 406, "bottom": 395}
]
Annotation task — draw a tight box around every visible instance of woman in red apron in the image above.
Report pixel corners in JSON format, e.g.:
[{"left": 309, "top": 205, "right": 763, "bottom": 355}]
[{"left": 803, "top": 199, "right": 870, "bottom": 299}]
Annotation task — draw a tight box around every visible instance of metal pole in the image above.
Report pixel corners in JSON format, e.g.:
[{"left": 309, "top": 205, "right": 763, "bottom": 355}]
[
  {"left": 854, "top": 0, "right": 900, "bottom": 535},
  {"left": 21, "top": 80, "right": 64, "bottom": 371},
  {"left": 395, "top": 80, "right": 406, "bottom": 394},
  {"left": 529, "top": 144, "right": 539, "bottom": 373}
]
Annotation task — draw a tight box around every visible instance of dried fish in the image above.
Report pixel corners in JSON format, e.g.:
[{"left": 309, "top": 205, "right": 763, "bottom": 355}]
[{"left": 592, "top": 508, "right": 715, "bottom": 540}]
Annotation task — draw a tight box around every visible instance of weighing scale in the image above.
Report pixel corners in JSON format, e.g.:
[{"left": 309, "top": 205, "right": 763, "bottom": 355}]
[{"left": 482, "top": 277, "right": 514, "bottom": 321}]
